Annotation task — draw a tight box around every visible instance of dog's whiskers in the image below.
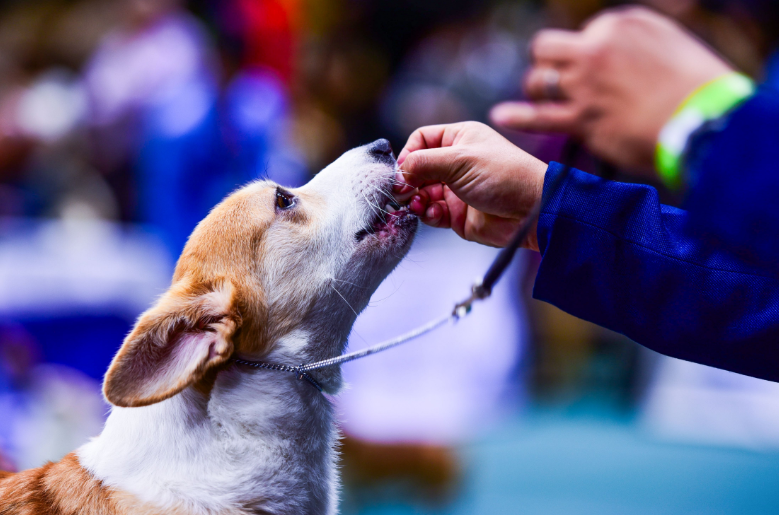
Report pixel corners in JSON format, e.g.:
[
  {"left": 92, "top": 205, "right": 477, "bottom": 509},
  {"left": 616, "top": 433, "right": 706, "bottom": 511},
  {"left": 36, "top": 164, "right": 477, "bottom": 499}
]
[
  {"left": 356, "top": 190, "right": 381, "bottom": 218},
  {"left": 329, "top": 283, "right": 359, "bottom": 317},
  {"left": 331, "top": 277, "right": 367, "bottom": 289},
  {"left": 377, "top": 189, "right": 398, "bottom": 202},
  {"left": 359, "top": 190, "right": 391, "bottom": 216},
  {"left": 390, "top": 176, "right": 414, "bottom": 189}
]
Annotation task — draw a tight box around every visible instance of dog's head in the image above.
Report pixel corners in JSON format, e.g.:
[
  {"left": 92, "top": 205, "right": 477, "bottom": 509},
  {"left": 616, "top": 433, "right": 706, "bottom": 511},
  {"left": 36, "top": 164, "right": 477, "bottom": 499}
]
[{"left": 104, "top": 140, "right": 417, "bottom": 407}]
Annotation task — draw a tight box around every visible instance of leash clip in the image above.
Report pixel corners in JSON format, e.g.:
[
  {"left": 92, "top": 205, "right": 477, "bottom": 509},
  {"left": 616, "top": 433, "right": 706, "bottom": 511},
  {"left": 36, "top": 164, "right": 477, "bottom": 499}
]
[{"left": 453, "top": 279, "right": 491, "bottom": 319}]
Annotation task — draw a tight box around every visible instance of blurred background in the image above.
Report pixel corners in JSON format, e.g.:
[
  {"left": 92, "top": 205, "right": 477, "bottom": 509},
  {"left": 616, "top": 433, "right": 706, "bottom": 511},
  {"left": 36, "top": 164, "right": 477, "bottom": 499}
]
[{"left": 1, "top": 0, "right": 779, "bottom": 513}]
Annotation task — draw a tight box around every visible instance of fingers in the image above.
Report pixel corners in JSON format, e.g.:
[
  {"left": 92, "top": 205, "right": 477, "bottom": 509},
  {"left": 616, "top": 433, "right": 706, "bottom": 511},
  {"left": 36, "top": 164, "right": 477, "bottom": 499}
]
[
  {"left": 392, "top": 172, "right": 416, "bottom": 201},
  {"left": 409, "top": 186, "right": 452, "bottom": 229},
  {"left": 397, "top": 121, "right": 480, "bottom": 164},
  {"left": 395, "top": 146, "right": 465, "bottom": 190},
  {"left": 524, "top": 66, "right": 567, "bottom": 101},
  {"left": 397, "top": 124, "right": 456, "bottom": 164},
  {"left": 395, "top": 125, "right": 465, "bottom": 195},
  {"left": 530, "top": 29, "right": 580, "bottom": 66},
  {"left": 423, "top": 202, "right": 449, "bottom": 227},
  {"left": 406, "top": 184, "right": 525, "bottom": 248},
  {"left": 490, "top": 101, "right": 579, "bottom": 134},
  {"left": 396, "top": 121, "right": 498, "bottom": 194}
]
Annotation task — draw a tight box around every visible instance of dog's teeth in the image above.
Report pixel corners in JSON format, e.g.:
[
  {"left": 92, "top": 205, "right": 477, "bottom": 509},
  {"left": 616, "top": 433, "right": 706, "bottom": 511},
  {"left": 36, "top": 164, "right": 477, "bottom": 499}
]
[{"left": 385, "top": 203, "right": 397, "bottom": 213}]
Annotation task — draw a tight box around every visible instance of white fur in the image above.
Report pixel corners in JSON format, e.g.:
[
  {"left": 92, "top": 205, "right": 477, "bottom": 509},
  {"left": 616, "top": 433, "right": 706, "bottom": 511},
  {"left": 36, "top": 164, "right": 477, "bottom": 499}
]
[
  {"left": 78, "top": 142, "right": 414, "bottom": 514},
  {"left": 79, "top": 343, "right": 337, "bottom": 514}
]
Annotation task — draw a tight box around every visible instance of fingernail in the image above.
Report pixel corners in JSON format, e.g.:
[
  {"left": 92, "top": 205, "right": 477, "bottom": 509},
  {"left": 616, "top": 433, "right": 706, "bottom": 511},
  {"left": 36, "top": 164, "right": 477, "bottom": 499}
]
[
  {"left": 425, "top": 205, "right": 440, "bottom": 220},
  {"left": 393, "top": 172, "right": 411, "bottom": 192},
  {"left": 409, "top": 196, "right": 425, "bottom": 215}
]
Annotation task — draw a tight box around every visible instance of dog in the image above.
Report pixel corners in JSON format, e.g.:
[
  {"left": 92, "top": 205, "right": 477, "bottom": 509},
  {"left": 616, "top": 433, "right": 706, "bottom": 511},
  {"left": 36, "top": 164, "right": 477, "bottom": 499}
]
[{"left": 0, "top": 139, "right": 417, "bottom": 515}]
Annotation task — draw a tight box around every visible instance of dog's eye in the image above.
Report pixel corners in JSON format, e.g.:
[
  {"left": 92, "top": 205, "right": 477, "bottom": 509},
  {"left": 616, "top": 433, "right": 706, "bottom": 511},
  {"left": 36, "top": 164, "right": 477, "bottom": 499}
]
[{"left": 276, "top": 189, "right": 295, "bottom": 210}]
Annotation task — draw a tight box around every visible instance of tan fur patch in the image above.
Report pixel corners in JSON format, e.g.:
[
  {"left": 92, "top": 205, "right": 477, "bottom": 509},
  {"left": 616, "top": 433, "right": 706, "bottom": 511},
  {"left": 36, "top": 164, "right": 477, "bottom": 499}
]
[{"left": 0, "top": 453, "right": 165, "bottom": 515}]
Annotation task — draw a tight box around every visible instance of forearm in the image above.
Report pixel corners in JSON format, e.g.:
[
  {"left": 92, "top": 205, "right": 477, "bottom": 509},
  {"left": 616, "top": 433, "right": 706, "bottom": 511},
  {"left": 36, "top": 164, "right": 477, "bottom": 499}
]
[{"left": 534, "top": 164, "right": 779, "bottom": 382}]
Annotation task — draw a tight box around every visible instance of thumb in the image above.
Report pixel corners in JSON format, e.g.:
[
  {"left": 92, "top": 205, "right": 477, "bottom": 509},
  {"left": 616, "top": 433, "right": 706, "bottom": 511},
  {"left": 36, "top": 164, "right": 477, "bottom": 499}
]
[
  {"left": 490, "top": 101, "right": 578, "bottom": 134},
  {"left": 398, "top": 147, "right": 466, "bottom": 189}
]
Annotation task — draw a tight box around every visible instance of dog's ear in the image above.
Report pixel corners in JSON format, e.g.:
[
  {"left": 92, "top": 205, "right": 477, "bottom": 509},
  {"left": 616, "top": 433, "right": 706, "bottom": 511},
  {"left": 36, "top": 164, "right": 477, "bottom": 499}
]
[{"left": 104, "top": 279, "right": 241, "bottom": 407}]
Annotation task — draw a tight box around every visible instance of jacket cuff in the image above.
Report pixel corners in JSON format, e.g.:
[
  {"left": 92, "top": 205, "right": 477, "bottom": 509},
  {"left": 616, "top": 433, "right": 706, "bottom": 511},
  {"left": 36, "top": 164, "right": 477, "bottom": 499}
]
[{"left": 536, "top": 161, "right": 582, "bottom": 257}]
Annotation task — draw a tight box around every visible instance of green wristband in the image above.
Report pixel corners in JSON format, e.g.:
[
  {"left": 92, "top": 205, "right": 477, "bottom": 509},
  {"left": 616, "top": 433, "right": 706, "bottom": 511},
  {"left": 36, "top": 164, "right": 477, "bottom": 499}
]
[{"left": 656, "top": 72, "right": 755, "bottom": 189}]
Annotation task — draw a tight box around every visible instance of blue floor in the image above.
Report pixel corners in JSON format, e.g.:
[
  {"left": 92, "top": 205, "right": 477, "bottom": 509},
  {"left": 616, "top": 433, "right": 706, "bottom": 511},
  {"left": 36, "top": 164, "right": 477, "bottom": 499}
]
[{"left": 344, "top": 408, "right": 779, "bottom": 515}]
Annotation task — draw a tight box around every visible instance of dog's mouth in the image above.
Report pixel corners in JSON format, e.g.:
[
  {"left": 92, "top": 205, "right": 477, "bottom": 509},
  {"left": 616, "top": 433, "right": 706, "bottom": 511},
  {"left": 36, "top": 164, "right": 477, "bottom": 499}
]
[{"left": 356, "top": 199, "right": 415, "bottom": 242}]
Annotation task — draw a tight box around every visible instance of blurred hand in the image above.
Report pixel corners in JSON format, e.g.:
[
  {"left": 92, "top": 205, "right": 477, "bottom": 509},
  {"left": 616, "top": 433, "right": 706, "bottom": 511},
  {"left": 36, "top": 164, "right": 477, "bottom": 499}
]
[
  {"left": 490, "top": 6, "right": 734, "bottom": 173},
  {"left": 394, "top": 122, "right": 547, "bottom": 251}
]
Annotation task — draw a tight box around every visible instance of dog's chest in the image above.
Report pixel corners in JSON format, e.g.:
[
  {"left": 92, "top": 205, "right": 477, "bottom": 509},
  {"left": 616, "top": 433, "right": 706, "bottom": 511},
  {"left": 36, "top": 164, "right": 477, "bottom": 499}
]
[
  {"left": 79, "top": 379, "right": 339, "bottom": 515},
  {"left": 215, "top": 377, "right": 339, "bottom": 514}
]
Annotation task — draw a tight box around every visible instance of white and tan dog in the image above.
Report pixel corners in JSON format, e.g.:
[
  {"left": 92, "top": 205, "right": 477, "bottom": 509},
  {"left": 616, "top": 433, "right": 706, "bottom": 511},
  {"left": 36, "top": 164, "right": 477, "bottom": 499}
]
[{"left": 0, "top": 139, "right": 417, "bottom": 515}]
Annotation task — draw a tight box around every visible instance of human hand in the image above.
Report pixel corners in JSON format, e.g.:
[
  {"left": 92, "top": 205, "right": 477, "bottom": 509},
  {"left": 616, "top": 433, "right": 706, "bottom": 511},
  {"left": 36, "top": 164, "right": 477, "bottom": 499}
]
[
  {"left": 490, "top": 6, "right": 735, "bottom": 173},
  {"left": 394, "top": 122, "right": 547, "bottom": 251}
]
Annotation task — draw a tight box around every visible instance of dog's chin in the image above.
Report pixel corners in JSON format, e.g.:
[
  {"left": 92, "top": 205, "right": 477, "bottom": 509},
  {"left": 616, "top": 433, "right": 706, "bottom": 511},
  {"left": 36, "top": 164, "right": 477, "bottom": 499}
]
[{"left": 354, "top": 207, "right": 418, "bottom": 257}]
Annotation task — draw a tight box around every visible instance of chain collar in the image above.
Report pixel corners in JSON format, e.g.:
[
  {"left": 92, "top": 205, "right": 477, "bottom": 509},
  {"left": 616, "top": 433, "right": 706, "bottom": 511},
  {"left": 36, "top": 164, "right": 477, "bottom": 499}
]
[{"left": 232, "top": 358, "right": 324, "bottom": 392}]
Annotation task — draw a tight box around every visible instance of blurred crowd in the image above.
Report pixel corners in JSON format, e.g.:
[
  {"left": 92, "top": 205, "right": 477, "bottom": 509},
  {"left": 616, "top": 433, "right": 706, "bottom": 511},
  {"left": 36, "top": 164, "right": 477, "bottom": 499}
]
[{"left": 2, "top": 0, "right": 779, "bottom": 512}]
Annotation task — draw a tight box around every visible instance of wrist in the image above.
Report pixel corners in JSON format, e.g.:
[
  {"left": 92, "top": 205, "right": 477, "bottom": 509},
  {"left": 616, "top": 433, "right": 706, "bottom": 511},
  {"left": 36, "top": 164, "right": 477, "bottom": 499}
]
[
  {"left": 524, "top": 218, "right": 540, "bottom": 253},
  {"left": 656, "top": 72, "right": 754, "bottom": 189},
  {"left": 524, "top": 161, "right": 546, "bottom": 253}
]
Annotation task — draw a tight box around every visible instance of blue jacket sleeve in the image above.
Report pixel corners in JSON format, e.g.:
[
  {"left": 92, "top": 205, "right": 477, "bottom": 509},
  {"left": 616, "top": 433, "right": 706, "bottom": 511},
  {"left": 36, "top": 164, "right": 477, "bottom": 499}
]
[
  {"left": 533, "top": 163, "right": 779, "bottom": 382},
  {"left": 684, "top": 88, "right": 779, "bottom": 266}
]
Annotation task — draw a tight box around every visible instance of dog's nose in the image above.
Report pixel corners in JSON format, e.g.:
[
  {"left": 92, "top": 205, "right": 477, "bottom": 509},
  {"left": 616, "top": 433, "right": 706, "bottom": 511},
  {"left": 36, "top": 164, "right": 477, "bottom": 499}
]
[{"left": 368, "top": 139, "right": 395, "bottom": 163}]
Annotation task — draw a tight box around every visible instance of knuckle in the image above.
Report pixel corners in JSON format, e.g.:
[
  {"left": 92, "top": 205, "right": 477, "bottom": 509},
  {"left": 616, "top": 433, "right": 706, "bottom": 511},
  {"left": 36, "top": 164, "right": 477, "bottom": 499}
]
[
  {"left": 525, "top": 70, "right": 545, "bottom": 96},
  {"left": 609, "top": 6, "right": 651, "bottom": 29},
  {"left": 450, "top": 145, "right": 468, "bottom": 163},
  {"left": 620, "top": 5, "right": 653, "bottom": 18},
  {"left": 614, "top": 13, "right": 639, "bottom": 30},
  {"left": 403, "top": 152, "right": 421, "bottom": 171},
  {"left": 571, "top": 106, "right": 587, "bottom": 125},
  {"left": 590, "top": 10, "right": 635, "bottom": 38},
  {"left": 451, "top": 148, "right": 473, "bottom": 176},
  {"left": 594, "top": 11, "right": 620, "bottom": 27},
  {"left": 523, "top": 66, "right": 537, "bottom": 82},
  {"left": 528, "top": 32, "right": 545, "bottom": 57},
  {"left": 580, "top": 39, "right": 609, "bottom": 65}
]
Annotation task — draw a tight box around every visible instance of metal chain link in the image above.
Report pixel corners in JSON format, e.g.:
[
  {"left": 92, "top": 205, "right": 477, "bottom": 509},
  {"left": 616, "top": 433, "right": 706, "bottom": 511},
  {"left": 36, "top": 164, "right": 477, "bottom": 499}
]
[{"left": 232, "top": 358, "right": 324, "bottom": 392}]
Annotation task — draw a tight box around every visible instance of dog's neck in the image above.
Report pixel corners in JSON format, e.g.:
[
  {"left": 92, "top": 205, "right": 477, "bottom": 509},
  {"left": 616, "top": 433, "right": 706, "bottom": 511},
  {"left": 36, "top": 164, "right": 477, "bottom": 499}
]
[{"left": 78, "top": 336, "right": 340, "bottom": 515}]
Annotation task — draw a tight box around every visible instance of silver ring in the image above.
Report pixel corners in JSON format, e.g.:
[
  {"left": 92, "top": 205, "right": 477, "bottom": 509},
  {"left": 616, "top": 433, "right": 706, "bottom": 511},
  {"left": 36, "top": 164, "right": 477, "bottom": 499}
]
[{"left": 542, "top": 68, "right": 563, "bottom": 100}]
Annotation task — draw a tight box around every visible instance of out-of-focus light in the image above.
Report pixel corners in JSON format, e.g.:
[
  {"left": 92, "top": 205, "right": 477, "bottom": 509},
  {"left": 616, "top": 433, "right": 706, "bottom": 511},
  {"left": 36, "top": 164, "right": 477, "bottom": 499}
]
[
  {"left": 83, "top": 13, "right": 214, "bottom": 127},
  {"left": 226, "top": 69, "right": 287, "bottom": 134},
  {"left": 393, "top": 84, "right": 468, "bottom": 137},
  {"left": 0, "top": 219, "right": 172, "bottom": 318},
  {"left": 16, "top": 71, "right": 86, "bottom": 143},
  {"left": 642, "top": 356, "right": 779, "bottom": 449},
  {"left": 463, "top": 34, "right": 524, "bottom": 97},
  {"left": 150, "top": 81, "right": 212, "bottom": 138}
]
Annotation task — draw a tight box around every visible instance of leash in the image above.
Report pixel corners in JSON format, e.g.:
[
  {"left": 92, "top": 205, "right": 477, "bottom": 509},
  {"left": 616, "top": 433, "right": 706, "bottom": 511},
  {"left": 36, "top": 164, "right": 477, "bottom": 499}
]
[{"left": 233, "top": 141, "right": 581, "bottom": 392}]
